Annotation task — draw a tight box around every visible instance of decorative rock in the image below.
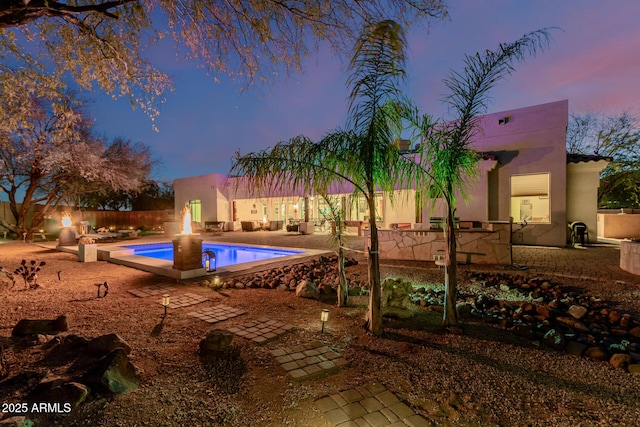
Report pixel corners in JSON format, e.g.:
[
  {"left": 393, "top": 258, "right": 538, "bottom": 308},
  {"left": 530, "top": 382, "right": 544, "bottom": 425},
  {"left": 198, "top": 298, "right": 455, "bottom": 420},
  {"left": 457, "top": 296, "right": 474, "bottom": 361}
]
[
  {"left": 199, "top": 329, "right": 235, "bottom": 353},
  {"left": 609, "top": 310, "right": 622, "bottom": 325},
  {"left": 12, "top": 315, "right": 68, "bottom": 337},
  {"left": 83, "top": 349, "right": 140, "bottom": 394},
  {"left": 629, "top": 364, "right": 640, "bottom": 375},
  {"left": 382, "top": 278, "right": 412, "bottom": 309},
  {"left": 29, "top": 380, "right": 90, "bottom": 409},
  {"left": 629, "top": 327, "right": 640, "bottom": 338},
  {"left": 610, "top": 353, "right": 632, "bottom": 370},
  {"left": 276, "top": 284, "right": 289, "bottom": 291},
  {"left": 87, "top": 333, "right": 132, "bottom": 356},
  {"left": 565, "top": 341, "right": 587, "bottom": 356},
  {"left": 568, "top": 305, "right": 588, "bottom": 320},
  {"left": 456, "top": 303, "right": 473, "bottom": 319},
  {"left": 584, "top": 347, "right": 608, "bottom": 362},
  {"left": 542, "top": 329, "right": 565, "bottom": 350},
  {"left": 295, "top": 280, "right": 319, "bottom": 299}
]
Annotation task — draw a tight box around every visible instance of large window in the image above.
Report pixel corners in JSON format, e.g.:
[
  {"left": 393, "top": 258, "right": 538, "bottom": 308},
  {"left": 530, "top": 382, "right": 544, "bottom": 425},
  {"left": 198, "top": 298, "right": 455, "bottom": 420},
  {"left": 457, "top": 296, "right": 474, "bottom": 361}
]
[
  {"left": 188, "top": 199, "right": 202, "bottom": 223},
  {"left": 353, "top": 193, "right": 384, "bottom": 222},
  {"left": 510, "top": 173, "right": 550, "bottom": 224}
]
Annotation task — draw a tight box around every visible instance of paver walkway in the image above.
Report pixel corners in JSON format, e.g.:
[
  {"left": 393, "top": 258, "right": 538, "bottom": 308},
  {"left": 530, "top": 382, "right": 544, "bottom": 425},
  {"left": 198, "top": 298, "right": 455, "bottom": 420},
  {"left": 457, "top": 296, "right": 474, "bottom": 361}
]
[
  {"left": 187, "top": 304, "right": 246, "bottom": 323},
  {"left": 271, "top": 340, "right": 348, "bottom": 380},
  {"left": 316, "top": 384, "right": 429, "bottom": 427},
  {"left": 227, "top": 318, "right": 295, "bottom": 344},
  {"left": 128, "top": 284, "right": 178, "bottom": 298},
  {"left": 160, "top": 292, "right": 209, "bottom": 308}
]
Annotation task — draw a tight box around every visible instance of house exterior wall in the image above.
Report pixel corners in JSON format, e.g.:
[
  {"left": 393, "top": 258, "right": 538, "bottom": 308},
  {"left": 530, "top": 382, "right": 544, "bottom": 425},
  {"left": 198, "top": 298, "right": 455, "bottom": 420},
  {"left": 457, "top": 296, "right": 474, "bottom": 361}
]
[
  {"left": 464, "top": 100, "right": 569, "bottom": 246},
  {"left": 174, "top": 100, "right": 580, "bottom": 247}
]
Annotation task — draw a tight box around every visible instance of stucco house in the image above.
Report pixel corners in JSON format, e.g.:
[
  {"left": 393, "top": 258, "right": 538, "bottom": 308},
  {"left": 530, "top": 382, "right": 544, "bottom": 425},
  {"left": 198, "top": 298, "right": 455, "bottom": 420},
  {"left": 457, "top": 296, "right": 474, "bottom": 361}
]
[{"left": 174, "top": 99, "right": 610, "bottom": 247}]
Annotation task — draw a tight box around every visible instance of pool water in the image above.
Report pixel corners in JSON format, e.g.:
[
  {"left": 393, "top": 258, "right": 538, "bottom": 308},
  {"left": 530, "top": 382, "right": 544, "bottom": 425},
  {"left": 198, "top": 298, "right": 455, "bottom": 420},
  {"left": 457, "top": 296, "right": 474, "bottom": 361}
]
[{"left": 122, "top": 242, "right": 302, "bottom": 268}]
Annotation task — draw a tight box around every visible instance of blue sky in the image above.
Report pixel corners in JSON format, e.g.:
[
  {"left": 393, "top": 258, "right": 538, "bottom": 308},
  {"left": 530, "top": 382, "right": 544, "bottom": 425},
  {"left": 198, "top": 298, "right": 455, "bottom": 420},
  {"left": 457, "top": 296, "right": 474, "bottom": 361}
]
[{"left": 88, "top": 0, "right": 640, "bottom": 182}]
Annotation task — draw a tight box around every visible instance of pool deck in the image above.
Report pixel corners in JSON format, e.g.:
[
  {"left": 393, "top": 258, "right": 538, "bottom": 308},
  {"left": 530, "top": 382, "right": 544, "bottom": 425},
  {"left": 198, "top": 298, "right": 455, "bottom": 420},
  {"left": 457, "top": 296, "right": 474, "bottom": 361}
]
[{"left": 48, "top": 235, "right": 332, "bottom": 280}]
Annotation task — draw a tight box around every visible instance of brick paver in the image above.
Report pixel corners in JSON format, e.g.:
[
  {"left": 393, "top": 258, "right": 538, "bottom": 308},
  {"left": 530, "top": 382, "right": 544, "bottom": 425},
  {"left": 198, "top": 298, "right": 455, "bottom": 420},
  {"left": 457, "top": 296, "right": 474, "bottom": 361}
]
[
  {"left": 227, "top": 317, "right": 295, "bottom": 344},
  {"left": 159, "top": 292, "right": 209, "bottom": 308},
  {"left": 270, "top": 340, "right": 348, "bottom": 380},
  {"left": 128, "top": 284, "right": 178, "bottom": 298},
  {"left": 316, "top": 384, "right": 428, "bottom": 427},
  {"left": 187, "top": 304, "right": 246, "bottom": 323}
]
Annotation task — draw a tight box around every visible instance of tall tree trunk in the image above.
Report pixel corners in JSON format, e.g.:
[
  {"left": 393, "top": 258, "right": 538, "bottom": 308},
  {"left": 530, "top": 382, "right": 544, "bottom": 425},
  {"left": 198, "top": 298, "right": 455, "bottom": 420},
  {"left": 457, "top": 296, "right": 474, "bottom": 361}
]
[
  {"left": 337, "top": 233, "right": 348, "bottom": 307},
  {"left": 365, "top": 188, "right": 382, "bottom": 335},
  {"left": 442, "top": 202, "right": 459, "bottom": 327}
]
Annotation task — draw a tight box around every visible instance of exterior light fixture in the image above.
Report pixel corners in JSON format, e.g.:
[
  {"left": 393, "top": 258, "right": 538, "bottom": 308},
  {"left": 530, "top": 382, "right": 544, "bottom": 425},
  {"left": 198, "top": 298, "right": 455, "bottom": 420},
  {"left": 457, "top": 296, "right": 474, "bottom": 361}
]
[
  {"left": 202, "top": 249, "right": 216, "bottom": 272},
  {"left": 321, "top": 309, "right": 329, "bottom": 333},
  {"left": 213, "top": 275, "right": 221, "bottom": 286},
  {"left": 162, "top": 294, "right": 170, "bottom": 317}
]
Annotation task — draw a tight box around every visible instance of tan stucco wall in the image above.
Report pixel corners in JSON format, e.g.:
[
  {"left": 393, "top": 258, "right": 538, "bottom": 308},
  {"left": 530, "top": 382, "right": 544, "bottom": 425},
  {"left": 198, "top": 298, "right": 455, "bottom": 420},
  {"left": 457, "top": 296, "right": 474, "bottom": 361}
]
[
  {"left": 598, "top": 213, "right": 640, "bottom": 239},
  {"left": 471, "top": 100, "right": 569, "bottom": 246}
]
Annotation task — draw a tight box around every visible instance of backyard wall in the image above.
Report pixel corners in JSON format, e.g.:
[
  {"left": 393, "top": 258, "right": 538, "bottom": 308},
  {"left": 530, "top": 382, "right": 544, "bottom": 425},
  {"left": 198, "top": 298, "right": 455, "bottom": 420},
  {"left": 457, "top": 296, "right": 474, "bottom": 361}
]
[
  {"left": 366, "top": 222, "right": 511, "bottom": 265},
  {"left": 597, "top": 213, "right": 640, "bottom": 239}
]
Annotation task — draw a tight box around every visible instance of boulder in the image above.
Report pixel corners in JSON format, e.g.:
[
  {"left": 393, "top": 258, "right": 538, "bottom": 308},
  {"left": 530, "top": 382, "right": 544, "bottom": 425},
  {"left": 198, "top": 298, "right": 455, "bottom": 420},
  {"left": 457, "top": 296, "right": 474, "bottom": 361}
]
[
  {"left": 382, "top": 278, "right": 412, "bottom": 309},
  {"left": 609, "top": 353, "right": 632, "bottom": 370},
  {"left": 87, "top": 333, "right": 132, "bottom": 356},
  {"left": 567, "top": 305, "right": 588, "bottom": 320},
  {"left": 565, "top": 341, "right": 588, "bottom": 356},
  {"left": 542, "top": 329, "right": 565, "bottom": 350},
  {"left": 12, "top": 315, "right": 68, "bottom": 337},
  {"left": 629, "top": 364, "right": 640, "bottom": 375},
  {"left": 0, "top": 416, "right": 30, "bottom": 427},
  {"left": 29, "top": 379, "right": 90, "bottom": 409},
  {"left": 83, "top": 349, "right": 140, "bottom": 394},
  {"left": 295, "top": 280, "right": 319, "bottom": 299},
  {"left": 584, "top": 346, "right": 608, "bottom": 362},
  {"left": 199, "top": 329, "right": 235, "bottom": 353}
]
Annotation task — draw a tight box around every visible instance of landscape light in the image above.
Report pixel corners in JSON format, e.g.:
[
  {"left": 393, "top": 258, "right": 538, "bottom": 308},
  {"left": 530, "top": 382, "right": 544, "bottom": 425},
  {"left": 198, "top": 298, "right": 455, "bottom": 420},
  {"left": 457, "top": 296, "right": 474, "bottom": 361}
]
[
  {"left": 321, "top": 309, "right": 329, "bottom": 333},
  {"left": 202, "top": 249, "right": 216, "bottom": 272},
  {"left": 162, "top": 294, "right": 170, "bottom": 317}
]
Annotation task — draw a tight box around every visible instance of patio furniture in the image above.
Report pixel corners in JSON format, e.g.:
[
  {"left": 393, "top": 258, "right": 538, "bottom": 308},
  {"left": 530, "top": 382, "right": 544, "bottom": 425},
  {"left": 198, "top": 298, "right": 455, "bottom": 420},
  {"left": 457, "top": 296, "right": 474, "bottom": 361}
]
[
  {"left": 241, "top": 221, "right": 261, "bottom": 232},
  {"left": 569, "top": 221, "right": 589, "bottom": 246}
]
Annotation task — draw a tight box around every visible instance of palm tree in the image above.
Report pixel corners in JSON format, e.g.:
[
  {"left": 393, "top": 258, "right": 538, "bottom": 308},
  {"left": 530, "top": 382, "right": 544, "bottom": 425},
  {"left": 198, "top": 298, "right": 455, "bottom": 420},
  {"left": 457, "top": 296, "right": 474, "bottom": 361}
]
[
  {"left": 230, "top": 20, "right": 424, "bottom": 335},
  {"left": 405, "top": 29, "right": 555, "bottom": 328}
]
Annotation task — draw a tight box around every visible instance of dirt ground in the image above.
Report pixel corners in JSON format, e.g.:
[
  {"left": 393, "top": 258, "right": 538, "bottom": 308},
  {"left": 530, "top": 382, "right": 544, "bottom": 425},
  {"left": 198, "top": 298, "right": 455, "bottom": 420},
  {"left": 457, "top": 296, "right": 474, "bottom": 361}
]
[{"left": 1, "top": 235, "right": 640, "bottom": 426}]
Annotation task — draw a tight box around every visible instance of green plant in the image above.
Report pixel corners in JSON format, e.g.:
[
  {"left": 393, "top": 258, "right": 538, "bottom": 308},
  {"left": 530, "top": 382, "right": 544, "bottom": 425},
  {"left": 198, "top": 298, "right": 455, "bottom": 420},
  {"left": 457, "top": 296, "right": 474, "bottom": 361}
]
[{"left": 14, "top": 260, "right": 46, "bottom": 289}]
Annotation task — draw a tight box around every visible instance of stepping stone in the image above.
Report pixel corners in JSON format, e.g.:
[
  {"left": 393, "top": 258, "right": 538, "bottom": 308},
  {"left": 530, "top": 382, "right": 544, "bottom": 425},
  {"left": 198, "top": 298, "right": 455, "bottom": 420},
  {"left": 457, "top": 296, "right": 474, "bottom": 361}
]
[
  {"left": 187, "top": 304, "right": 246, "bottom": 324},
  {"left": 161, "top": 292, "right": 209, "bottom": 308},
  {"left": 315, "top": 384, "right": 429, "bottom": 427},
  {"left": 128, "top": 285, "right": 178, "bottom": 298},
  {"left": 270, "top": 340, "right": 348, "bottom": 380},
  {"left": 228, "top": 318, "right": 295, "bottom": 344}
]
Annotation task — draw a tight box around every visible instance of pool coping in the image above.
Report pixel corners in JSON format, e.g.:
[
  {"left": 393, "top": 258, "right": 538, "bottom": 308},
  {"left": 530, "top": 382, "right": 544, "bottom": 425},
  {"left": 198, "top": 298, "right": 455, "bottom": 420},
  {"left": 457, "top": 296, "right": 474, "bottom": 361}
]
[{"left": 54, "top": 241, "right": 332, "bottom": 280}]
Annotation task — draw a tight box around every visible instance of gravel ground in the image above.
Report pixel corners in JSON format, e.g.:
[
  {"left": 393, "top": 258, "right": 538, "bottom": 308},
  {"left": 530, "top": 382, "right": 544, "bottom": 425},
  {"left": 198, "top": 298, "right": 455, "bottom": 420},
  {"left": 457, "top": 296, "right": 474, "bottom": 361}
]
[{"left": 0, "top": 235, "right": 639, "bottom": 426}]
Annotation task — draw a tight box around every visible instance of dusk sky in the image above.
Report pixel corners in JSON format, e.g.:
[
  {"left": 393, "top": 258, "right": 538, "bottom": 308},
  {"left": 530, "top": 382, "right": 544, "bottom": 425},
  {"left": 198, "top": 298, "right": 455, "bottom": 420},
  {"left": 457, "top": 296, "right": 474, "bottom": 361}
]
[{"left": 88, "top": 0, "right": 640, "bottom": 182}]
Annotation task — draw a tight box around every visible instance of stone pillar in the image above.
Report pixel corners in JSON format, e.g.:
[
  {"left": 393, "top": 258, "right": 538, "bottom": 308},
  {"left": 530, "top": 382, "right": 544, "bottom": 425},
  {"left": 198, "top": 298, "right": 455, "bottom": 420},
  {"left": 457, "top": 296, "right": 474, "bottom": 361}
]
[{"left": 173, "top": 235, "right": 203, "bottom": 270}]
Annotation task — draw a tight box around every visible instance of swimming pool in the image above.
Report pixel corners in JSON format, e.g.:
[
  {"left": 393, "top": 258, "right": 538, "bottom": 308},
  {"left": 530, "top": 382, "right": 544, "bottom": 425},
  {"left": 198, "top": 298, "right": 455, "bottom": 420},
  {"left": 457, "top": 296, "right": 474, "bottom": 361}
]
[{"left": 122, "top": 242, "right": 303, "bottom": 268}]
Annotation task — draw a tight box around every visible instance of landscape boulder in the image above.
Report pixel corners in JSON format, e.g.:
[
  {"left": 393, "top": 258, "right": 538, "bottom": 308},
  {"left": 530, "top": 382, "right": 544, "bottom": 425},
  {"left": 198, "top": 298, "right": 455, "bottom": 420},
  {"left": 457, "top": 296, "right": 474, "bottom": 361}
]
[
  {"left": 87, "top": 333, "right": 132, "bottom": 356},
  {"left": 12, "top": 315, "right": 68, "bottom": 337},
  {"left": 295, "top": 280, "right": 319, "bottom": 299},
  {"left": 382, "top": 278, "right": 412, "bottom": 309},
  {"left": 83, "top": 349, "right": 140, "bottom": 394}
]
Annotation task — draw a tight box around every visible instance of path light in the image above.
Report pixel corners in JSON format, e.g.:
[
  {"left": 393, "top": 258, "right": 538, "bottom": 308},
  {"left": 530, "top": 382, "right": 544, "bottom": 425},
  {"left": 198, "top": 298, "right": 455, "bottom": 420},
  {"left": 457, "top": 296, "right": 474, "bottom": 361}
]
[
  {"left": 162, "top": 294, "right": 170, "bottom": 318},
  {"left": 320, "top": 309, "right": 329, "bottom": 333},
  {"left": 213, "top": 275, "right": 221, "bottom": 286},
  {"left": 202, "top": 249, "right": 216, "bottom": 272}
]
